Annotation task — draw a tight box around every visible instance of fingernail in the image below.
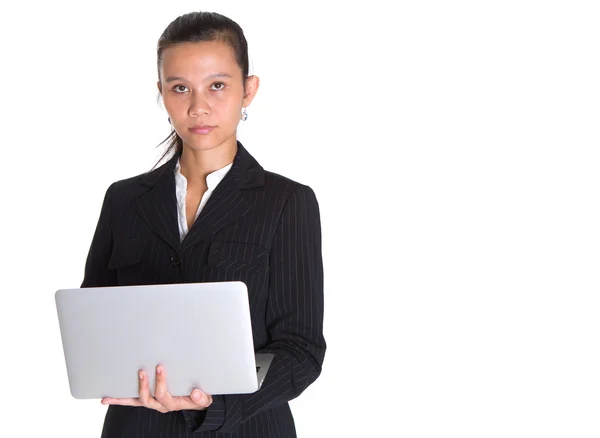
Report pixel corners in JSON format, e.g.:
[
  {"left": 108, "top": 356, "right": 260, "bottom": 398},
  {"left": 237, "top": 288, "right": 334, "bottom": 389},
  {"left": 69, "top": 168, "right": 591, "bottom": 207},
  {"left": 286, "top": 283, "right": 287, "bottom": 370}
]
[
  {"left": 157, "top": 366, "right": 162, "bottom": 374},
  {"left": 139, "top": 371, "right": 144, "bottom": 380},
  {"left": 192, "top": 390, "right": 200, "bottom": 400}
]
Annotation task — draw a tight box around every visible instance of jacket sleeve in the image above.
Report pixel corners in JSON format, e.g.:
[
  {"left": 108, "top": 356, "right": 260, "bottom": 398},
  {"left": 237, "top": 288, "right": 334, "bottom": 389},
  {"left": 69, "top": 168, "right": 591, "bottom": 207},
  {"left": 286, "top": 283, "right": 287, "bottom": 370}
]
[
  {"left": 80, "top": 183, "right": 118, "bottom": 288},
  {"left": 181, "top": 183, "right": 327, "bottom": 433}
]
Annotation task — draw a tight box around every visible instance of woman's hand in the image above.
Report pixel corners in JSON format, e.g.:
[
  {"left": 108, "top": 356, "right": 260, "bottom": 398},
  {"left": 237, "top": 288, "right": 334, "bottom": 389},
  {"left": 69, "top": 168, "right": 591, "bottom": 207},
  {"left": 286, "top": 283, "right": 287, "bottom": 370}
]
[{"left": 101, "top": 365, "right": 213, "bottom": 413}]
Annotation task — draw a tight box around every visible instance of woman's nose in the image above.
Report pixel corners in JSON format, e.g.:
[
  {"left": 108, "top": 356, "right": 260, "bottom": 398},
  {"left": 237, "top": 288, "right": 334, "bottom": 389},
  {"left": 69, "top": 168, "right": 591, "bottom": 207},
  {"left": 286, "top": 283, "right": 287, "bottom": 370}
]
[{"left": 189, "top": 91, "right": 210, "bottom": 117}]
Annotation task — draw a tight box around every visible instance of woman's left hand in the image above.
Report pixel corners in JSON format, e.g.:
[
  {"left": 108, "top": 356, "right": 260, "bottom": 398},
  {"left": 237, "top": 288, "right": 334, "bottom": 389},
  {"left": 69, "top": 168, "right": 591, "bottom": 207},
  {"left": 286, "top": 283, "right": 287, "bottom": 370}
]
[{"left": 101, "top": 365, "right": 213, "bottom": 412}]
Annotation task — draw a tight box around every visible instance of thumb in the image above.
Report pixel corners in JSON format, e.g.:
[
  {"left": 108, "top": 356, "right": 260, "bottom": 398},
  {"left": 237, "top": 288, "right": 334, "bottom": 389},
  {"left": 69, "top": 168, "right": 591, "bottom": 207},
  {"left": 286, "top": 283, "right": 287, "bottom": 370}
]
[{"left": 191, "top": 389, "right": 212, "bottom": 408}]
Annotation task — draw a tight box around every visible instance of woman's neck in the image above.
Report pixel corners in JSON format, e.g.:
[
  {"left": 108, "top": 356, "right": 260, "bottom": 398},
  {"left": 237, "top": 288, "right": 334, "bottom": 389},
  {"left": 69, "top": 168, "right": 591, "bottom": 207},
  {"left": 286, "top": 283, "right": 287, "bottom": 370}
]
[{"left": 179, "top": 140, "right": 237, "bottom": 186}]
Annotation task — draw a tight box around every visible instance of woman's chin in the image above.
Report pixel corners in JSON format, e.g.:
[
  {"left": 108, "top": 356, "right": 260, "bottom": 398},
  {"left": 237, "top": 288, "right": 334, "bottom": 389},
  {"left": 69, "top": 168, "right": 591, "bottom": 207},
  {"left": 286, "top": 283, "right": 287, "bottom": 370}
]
[
  {"left": 181, "top": 133, "right": 237, "bottom": 153},
  {"left": 182, "top": 138, "right": 222, "bottom": 152}
]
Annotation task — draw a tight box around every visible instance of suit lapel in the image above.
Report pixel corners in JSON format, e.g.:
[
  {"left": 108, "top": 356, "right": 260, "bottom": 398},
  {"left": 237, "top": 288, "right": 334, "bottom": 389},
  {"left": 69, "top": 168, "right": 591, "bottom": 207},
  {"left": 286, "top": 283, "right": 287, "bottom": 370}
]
[
  {"left": 131, "top": 141, "right": 265, "bottom": 255},
  {"left": 181, "top": 141, "right": 265, "bottom": 251},
  {"left": 131, "top": 151, "right": 182, "bottom": 255}
]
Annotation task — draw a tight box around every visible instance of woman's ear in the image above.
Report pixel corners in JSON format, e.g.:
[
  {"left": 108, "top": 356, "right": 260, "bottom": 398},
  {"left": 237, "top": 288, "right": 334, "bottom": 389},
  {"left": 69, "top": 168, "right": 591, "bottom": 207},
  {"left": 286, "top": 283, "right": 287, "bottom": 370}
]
[
  {"left": 156, "top": 80, "right": 162, "bottom": 94},
  {"left": 242, "top": 75, "right": 260, "bottom": 107}
]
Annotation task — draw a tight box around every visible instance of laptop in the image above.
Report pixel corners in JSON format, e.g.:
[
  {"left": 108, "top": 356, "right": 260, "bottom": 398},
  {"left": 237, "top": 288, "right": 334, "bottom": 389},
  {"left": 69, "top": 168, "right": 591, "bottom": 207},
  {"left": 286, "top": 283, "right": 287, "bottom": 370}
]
[{"left": 55, "top": 281, "right": 273, "bottom": 399}]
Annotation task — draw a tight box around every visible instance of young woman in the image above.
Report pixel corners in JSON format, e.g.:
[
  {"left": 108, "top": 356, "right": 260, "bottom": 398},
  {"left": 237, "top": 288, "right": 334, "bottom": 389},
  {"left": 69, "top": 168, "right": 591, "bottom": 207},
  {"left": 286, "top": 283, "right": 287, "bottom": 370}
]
[{"left": 80, "top": 11, "right": 326, "bottom": 438}]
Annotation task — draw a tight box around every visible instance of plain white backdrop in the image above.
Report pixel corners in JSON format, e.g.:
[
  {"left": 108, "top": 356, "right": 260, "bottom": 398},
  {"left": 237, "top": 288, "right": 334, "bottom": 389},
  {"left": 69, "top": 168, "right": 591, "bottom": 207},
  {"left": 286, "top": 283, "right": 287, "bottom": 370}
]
[{"left": 1, "top": 0, "right": 599, "bottom": 436}]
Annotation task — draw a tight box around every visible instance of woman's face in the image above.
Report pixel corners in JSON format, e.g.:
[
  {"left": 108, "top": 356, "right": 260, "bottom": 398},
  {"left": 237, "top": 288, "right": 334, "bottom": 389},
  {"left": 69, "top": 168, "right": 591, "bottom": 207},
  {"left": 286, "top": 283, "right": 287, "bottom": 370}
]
[{"left": 157, "top": 40, "right": 258, "bottom": 153}]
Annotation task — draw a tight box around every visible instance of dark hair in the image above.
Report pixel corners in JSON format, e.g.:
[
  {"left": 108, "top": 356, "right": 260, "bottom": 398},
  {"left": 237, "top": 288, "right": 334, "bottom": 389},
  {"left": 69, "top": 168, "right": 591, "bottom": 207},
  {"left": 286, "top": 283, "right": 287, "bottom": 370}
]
[{"left": 152, "top": 11, "right": 249, "bottom": 169}]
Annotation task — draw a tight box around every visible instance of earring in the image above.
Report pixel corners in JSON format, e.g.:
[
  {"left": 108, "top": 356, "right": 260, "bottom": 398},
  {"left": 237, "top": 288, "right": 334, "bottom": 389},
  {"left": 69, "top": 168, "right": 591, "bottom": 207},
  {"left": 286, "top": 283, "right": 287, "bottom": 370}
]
[
  {"left": 168, "top": 117, "right": 171, "bottom": 124},
  {"left": 241, "top": 107, "right": 248, "bottom": 121}
]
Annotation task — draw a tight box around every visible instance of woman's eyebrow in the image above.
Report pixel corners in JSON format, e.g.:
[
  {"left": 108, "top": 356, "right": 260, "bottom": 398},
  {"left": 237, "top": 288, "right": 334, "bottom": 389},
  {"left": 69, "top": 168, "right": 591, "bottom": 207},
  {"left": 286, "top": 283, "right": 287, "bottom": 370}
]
[
  {"left": 164, "top": 73, "right": 232, "bottom": 82},
  {"left": 206, "top": 73, "right": 232, "bottom": 80}
]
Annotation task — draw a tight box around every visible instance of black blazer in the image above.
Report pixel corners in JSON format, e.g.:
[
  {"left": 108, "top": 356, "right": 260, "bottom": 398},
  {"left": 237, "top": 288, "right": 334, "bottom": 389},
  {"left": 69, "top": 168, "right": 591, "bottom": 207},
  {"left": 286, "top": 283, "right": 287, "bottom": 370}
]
[{"left": 80, "top": 142, "right": 326, "bottom": 438}]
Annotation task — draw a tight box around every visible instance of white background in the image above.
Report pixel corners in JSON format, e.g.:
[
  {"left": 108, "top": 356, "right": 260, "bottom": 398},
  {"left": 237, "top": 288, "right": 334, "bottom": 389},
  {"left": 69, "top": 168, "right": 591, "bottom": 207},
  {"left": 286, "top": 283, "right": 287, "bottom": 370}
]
[{"left": 0, "top": 0, "right": 599, "bottom": 437}]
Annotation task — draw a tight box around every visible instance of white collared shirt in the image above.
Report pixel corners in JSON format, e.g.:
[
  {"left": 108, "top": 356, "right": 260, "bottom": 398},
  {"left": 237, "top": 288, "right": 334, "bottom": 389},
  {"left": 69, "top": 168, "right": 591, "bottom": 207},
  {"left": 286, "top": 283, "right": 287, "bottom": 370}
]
[{"left": 174, "top": 158, "right": 233, "bottom": 242}]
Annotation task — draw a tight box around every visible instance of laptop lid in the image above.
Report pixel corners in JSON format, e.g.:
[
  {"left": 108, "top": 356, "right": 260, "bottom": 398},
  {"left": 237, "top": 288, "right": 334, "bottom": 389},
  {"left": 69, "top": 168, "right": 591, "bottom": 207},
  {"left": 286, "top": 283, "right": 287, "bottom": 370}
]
[{"left": 55, "top": 281, "right": 272, "bottom": 399}]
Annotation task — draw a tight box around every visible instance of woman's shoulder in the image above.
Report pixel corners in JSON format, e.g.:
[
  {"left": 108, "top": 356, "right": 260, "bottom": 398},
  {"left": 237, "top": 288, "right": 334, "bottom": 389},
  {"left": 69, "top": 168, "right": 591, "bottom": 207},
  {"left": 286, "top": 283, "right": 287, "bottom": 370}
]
[
  {"left": 106, "top": 159, "right": 175, "bottom": 196},
  {"left": 262, "top": 170, "right": 319, "bottom": 207},
  {"left": 263, "top": 169, "right": 314, "bottom": 194},
  {"left": 111, "top": 160, "right": 174, "bottom": 191}
]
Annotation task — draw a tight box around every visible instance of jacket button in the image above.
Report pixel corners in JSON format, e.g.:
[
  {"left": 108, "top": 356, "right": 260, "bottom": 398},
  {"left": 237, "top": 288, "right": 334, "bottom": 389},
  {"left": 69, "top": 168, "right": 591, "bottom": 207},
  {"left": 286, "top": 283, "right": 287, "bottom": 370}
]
[{"left": 170, "top": 254, "right": 181, "bottom": 266}]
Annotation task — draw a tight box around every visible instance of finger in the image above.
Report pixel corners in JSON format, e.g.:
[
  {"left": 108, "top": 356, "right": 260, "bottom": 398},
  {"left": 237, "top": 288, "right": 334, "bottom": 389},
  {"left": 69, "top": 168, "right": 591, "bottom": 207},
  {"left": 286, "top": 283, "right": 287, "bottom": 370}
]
[
  {"left": 138, "top": 370, "right": 167, "bottom": 413},
  {"left": 190, "top": 389, "right": 213, "bottom": 409},
  {"left": 138, "top": 370, "right": 152, "bottom": 406},
  {"left": 153, "top": 365, "right": 175, "bottom": 411},
  {"left": 101, "top": 397, "right": 141, "bottom": 406}
]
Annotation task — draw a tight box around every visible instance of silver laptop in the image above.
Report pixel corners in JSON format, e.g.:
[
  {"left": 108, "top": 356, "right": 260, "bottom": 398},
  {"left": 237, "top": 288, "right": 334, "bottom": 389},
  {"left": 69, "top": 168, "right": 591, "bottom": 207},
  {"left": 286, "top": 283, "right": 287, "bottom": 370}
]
[{"left": 55, "top": 281, "right": 273, "bottom": 399}]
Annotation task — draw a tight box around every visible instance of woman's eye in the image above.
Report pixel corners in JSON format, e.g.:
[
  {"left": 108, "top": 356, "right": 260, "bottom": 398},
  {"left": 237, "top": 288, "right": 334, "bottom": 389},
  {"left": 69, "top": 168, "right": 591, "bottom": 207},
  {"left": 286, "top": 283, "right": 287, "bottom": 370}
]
[
  {"left": 210, "top": 82, "right": 225, "bottom": 91},
  {"left": 173, "top": 85, "right": 188, "bottom": 93}
]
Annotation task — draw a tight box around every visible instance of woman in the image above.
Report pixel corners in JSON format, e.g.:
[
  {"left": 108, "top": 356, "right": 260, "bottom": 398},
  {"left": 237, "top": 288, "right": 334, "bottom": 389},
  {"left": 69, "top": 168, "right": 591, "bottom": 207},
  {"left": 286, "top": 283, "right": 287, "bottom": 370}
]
[{"left": 80, "top": 11, "right": 326, "bottom": 438}]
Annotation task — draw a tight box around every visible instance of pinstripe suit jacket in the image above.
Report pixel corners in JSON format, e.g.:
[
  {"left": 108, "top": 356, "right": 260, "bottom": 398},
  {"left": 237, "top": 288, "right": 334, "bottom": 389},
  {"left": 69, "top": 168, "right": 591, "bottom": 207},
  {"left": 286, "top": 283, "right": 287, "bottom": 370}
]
[{"left": 80, "top": 141, "right": 326, "bottom": 438}]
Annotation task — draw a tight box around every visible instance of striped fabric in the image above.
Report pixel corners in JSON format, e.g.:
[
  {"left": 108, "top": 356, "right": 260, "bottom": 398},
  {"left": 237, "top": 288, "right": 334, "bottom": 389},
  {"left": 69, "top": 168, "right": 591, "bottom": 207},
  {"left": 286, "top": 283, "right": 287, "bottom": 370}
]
[{"left": 80, "top": 141, "right": 326, "bottom": 438}]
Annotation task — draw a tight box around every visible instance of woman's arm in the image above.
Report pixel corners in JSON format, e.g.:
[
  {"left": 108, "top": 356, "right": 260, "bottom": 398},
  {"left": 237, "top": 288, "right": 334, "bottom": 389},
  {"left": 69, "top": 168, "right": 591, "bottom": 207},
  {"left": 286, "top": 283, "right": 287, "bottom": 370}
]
[
  {"left": 182, "top": 183, "right": 327, "bottom": 433},
  {"left": 80, "top": 183, "right": 118, "bottom": 288}
]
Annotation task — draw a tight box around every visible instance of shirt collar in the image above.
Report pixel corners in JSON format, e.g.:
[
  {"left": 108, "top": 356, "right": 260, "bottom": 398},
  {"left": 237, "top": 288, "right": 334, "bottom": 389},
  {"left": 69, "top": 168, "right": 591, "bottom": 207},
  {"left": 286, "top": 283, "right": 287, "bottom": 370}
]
[{"left": 174, "top": 158, "right": 233, "bottom": 191}]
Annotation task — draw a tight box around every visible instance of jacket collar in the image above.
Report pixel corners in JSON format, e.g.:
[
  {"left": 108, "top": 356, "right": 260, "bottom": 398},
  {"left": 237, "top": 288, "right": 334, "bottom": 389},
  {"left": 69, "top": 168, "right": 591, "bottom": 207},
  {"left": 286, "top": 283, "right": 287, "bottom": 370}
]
[
  {"left": 138, "top": 140, "right": 265, "bottom": 189},
  {"left": 132, "top": 141, "right": 265, "bottom": 254}
]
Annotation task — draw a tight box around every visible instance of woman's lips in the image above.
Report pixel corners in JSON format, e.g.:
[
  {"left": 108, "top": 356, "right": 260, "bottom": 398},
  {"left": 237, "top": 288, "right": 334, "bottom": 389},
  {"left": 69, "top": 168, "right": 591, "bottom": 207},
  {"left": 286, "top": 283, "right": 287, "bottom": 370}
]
[{"left": 189, "top": 125, "right": 215, "bottom": 134}]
